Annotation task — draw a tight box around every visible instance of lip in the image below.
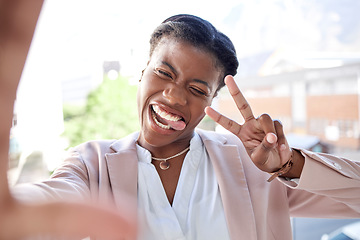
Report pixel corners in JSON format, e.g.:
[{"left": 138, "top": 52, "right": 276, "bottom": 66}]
[
  {"left": 151, "top": 102, "right": 186, "bottom": 120},
  {"left": 147, "top": 102, "right": 186, "bottom": 134}
]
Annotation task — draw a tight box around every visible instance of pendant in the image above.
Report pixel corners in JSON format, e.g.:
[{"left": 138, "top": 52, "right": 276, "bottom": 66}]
[{"left": 159, "top": 161, "right": 170, "bottom": 170}]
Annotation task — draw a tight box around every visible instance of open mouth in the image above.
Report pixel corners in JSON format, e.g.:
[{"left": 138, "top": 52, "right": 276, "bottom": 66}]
[{"left": 151, "top": 104, "right": 186, "bottom": 131}]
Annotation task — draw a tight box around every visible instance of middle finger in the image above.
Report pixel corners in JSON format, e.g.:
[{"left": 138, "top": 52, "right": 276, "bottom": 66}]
[
  {"left": 205, "top": 106, "right": 242, "bottom": 136},
  {"left": 225, "top": 76, "right": 255, "bottom": 122}
]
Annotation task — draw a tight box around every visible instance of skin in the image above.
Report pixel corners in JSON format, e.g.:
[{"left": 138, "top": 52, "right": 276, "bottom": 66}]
[
  {"left": 137, "top": 38, "right": 222, "bottom": 152},
  {"left": 137, "top": 37, "right": 222, "bottom": 203},
  {"left": 137, "top": 37, "right": 304, "bottom": 205},
  {"left": 205, "top": 76, "right": 305, "bottom": 178}
]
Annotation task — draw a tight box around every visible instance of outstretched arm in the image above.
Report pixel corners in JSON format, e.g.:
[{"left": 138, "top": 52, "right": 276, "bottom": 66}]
[
  {"left": 0, "top": 1, "right": 136, "bottom": 239},
  {"left": 205, "top": 75, "right": 304, "bottom": 179}
]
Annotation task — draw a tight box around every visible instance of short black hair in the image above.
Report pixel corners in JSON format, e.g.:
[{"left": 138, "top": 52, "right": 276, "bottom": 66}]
[{"left": 149, "top": 14, "right": 239, "bottom": 92}]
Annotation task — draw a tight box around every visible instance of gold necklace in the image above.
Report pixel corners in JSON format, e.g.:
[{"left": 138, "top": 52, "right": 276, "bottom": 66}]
[{"left": 151, "top": 146, "right": 190, "bottom": 170}]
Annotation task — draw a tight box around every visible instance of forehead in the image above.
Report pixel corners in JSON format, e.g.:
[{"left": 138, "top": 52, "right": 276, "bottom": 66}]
[{"left": 150, "top": 38, "right": 222, "bottom": 83}]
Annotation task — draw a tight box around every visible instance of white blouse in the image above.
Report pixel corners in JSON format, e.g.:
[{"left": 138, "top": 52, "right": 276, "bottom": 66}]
[{"left": 136, "top": 133, "right": 230, "bottom": 240}]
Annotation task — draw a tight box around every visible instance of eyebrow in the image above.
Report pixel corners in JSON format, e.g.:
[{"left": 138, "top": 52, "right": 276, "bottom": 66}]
[
  {"left": 193, "top": 79, "right": 211, "bottom": 91},
  {"left": 162, "top": 61, "right": 178, "bottom": 75},
  {"left": 162, "top": 61, "right": 211, "bottom": 91}
]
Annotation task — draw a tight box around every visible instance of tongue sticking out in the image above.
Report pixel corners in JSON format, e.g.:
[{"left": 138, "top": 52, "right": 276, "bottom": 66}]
[
  {"left": 163, "top": 118, "right": 186, "bottom": 131},
  {"left": 152, "top": 105, "right": 186, "bottom": 131}
]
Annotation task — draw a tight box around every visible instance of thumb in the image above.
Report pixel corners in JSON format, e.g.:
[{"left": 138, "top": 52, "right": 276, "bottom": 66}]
[
  {"left": 250, "top": 132, "right": 278, "bottom": 168},
  {"left": 265, "top": 132, "right": 277, "bottom": 147}
]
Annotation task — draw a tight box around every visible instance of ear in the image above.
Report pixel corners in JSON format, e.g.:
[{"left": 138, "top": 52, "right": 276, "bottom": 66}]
[
  {"left": 139, "top": 68, "right": 145, "bottom": 82},
  {"left": 213, "top": 91, "right": 218, "bottom": 98},
  {"left": 139, "top": 61, "right": 150, "bottom": 82}
]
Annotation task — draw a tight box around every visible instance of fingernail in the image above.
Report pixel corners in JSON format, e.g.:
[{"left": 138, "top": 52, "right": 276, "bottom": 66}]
[
  {"left": 266, "top": 133, "right": 277, "bottom": 144},
  {"left": 280, "top": 144, "right": 287, "bottom": 151}
]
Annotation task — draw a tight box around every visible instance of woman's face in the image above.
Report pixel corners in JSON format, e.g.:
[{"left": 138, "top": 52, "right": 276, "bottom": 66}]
[{"left": 137, "top": 37, "right": 222, "bottom": 149}]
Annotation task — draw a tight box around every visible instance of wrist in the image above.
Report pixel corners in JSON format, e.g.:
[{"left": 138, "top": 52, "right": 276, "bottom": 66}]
[
  {"left": 282, "top": 148, "right": 304, "bottom": 178},
  {"left": 267, "top": 148, "right": 305, "bottom": 182}
]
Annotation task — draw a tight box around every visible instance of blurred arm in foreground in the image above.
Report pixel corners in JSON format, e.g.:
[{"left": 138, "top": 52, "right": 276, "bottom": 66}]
[{"left": 0, "top": 1, "right": 136, "bottom": 239}]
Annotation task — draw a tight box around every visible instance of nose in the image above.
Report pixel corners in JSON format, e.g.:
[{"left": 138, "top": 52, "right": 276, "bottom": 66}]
[{"left": 162, "top": 84, "right": 187, "bottom": 106}]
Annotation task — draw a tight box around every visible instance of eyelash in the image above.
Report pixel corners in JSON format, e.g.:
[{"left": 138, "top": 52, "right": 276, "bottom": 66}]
[
  {"left": 157, "top": 69, "right": 172, "bottom": 79},
  {"left": 190, "top": 87, "right": 207, "bottom": 96},
  {"left": 156, "top": 69, "right": 208, "bottom": 97}
]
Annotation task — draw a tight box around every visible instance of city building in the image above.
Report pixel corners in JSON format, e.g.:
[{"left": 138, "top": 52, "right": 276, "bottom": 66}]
[{"left": 217, "top": 55, "right": 360, "bottom": 151}]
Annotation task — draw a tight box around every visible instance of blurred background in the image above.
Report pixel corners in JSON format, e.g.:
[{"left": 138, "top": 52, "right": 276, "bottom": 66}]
[{"left": 7, "top": 0, "right": 360, "bottom": 239}]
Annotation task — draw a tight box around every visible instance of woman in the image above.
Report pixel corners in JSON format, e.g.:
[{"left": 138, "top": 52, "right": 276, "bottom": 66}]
[{"left": 4, "top": 13, "right": 360, "bottom": 240}]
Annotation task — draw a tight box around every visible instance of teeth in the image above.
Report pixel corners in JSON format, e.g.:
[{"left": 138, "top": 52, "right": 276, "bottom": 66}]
[
  {"left": 152, "top": 105, "right": 181, "bottom": 122},
  {"left": 152, "top": 111, "right": 171, "bottom": 129}
]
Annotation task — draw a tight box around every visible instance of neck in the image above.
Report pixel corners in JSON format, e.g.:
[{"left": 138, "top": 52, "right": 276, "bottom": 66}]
[
  {"left": 148, "top": 143, "right": 190, "bottom": 160},
  {"left": 137, "top": 142, "right": 191, "bottom": 160},
  {"left": 136, "top": 132, "right": 194, "bottom": 159},
  {"left": 152, "top": 146, "right": 190, "bottom": 161}
]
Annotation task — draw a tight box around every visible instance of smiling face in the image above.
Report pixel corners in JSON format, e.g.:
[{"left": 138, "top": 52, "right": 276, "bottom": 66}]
[{"left": 137, "top": 37, "right": 223, "bottom": 150}]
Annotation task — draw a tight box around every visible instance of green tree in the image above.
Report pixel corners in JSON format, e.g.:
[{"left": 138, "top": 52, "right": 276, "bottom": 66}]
[{"left": 62, "top": 75, "right": 139, "bottom": 147}]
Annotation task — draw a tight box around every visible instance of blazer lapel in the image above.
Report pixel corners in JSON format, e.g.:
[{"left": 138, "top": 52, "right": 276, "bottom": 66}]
[
  {"left": 199, "top": 130, "right": 257, "bottom": 240},
  {"left": 104, "top": 130, "right": 257, "bottom": 239},
  {"left": 105, "top": 133, "right": 138, "bottom": 209}
]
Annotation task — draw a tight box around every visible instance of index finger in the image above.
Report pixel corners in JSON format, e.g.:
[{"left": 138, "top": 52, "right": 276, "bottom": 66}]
[{"left": 225, "top": 75, "right": 255, "bottom": 122}]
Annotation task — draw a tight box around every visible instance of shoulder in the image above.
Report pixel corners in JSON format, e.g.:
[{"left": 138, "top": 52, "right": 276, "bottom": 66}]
[
  {"left": 70, "top": 132, "right": 139, "bottom": 154},
  {"left": 70, "top": 139, "right": 118, "bottom": 156}
]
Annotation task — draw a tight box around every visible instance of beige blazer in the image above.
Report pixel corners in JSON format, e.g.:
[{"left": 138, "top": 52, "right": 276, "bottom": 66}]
[{"left": 14, "top": 129, "right": 360, "bottom": 240}]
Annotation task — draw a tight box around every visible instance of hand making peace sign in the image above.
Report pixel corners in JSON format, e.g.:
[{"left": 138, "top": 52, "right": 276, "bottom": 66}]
[{"left": 205, "top": 76, "right": 303, "bottom": 176}]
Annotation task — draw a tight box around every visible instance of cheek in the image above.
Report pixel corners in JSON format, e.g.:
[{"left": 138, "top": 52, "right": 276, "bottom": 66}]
[
  {"left": 137, "top": 77, "right": 157, "bottom": 121},
  {"left": 190, "top": 100, "right": 210, "bottom": 124},
  {"left": 140, "top": 71, "right": 159, "bottom": 94},
  {"left": 136, "top": 86, "right": 142, "bottom": 117},
  {"left": 137, "top": 83, "right": 151, "bottom": 121},
  {"left": 199, "top": 98, "right": 214, "bottom": 118}
]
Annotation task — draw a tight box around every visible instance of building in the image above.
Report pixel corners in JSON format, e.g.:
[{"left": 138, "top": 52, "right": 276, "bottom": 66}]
[{"left": 217, "top": 60, "right": 360, "bottom": 151}]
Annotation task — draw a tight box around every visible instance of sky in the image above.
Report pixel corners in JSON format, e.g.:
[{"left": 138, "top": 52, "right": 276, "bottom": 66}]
[
  {"left": 24, "top": 0, "right": 246, "bottom": 78},
  {"left": 23, "top": 0, "right": 359, "bottom": 84}
]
